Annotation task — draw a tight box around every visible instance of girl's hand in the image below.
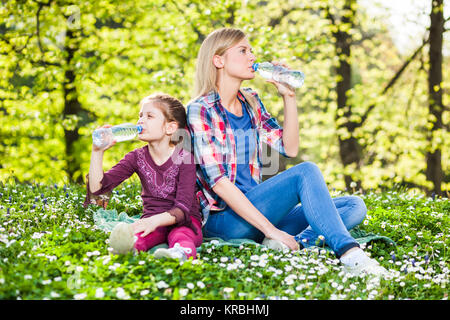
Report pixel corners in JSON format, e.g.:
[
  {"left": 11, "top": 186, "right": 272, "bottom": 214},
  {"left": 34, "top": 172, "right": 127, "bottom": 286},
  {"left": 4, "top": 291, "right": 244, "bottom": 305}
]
[
  {"left": 266, "top": 61, "right": 296, "bottom": 98},
  {"left": 92, "top": 124, "right": 117, "bottom": 153},
  {"left": 265, "top": 228, "right": 299, "bottom": 251},
  {"left": 132, "top": 216, "right": 159, "bottom": 237}
]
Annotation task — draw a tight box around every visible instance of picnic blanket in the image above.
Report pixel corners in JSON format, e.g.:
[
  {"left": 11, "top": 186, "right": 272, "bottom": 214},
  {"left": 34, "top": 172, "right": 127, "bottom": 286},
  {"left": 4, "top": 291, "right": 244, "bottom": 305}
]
[{"left": 92, "top": 208, "right": 396, "bottom": 254}]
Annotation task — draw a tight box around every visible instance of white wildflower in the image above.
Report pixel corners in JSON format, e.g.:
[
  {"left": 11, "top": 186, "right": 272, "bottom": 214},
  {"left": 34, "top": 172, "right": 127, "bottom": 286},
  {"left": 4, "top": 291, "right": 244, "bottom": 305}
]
[
  {"left": 95, "top": 288, "right": 105, "bottom": 298},
  {"left": 156, "top": 280, "right": 169, "bottom": 289},
  {"left": 179, "top": 288, "right": 189, "bottom": 296},
  {"left": 74, "top": 293, "right": 87, "bottom": 300},
  {"left": 116, "top": 287, "right": 128, "bottom": 299}
]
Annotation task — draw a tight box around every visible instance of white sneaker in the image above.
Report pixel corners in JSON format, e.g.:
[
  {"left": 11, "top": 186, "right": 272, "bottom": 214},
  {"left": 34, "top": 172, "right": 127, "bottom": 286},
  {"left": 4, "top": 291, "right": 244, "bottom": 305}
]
[
  {"left": 109, "top": 222, "right": 136, "bottom": 255},
  {"left": 341, "top": 249, "right": 388, "bottom": 278},
  {"left": 154, "top": 243, "right": 192, "bottom": 261},
  {"left": 262, "top": 237, "right": 290, "bottom": 252}
]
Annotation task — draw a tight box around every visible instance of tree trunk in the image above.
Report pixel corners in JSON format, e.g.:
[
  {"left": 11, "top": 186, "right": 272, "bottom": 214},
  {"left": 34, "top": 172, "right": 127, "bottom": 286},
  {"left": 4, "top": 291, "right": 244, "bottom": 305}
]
[
  {"left": 63, "top": 28, "right": 83, "bottom": 183},
  {"left": 426, "top": 0, "right": 444, "bottom": 196},
  {"left": 331, "top": 0, "right": 363, "bottom": 189}
]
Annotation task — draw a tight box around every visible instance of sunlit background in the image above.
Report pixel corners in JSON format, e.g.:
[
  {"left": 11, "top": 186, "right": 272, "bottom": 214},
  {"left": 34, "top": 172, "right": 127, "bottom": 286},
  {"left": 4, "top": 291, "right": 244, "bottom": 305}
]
[{"left": 0, "top": 0, "right": 448, "bottom": 195}]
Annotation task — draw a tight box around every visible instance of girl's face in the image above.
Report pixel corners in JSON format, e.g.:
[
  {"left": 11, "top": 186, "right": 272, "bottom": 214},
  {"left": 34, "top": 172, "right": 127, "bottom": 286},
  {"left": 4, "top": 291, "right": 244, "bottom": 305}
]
[
  {"left": 137, "top": 102, "right": 177, "bottom": 143},
  {"left": 217, "top": 37, "right": 256, "bottom": 80}
]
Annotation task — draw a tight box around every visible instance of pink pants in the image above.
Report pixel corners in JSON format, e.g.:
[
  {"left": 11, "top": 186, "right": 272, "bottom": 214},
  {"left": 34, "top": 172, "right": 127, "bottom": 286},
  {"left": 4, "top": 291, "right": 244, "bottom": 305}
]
[{"left": 134, "top": 216, "right": 203, "bottom": 259}]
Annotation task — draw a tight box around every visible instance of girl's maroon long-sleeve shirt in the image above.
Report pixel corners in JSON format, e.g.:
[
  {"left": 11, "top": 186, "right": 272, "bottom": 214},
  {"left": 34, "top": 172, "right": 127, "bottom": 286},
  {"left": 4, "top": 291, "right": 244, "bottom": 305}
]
[{"left": 84, "top": 145, "right": 201, "bottom": 231}]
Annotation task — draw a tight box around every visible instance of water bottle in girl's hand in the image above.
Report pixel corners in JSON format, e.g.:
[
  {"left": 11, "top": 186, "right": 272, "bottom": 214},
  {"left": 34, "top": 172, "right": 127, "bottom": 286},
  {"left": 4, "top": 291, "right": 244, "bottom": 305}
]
[
  {"left": 252, "top": 62, "right": 305, "bottom": 88},
  {"left": 92, "top": 123, "right": 143, "bottom": 149}
]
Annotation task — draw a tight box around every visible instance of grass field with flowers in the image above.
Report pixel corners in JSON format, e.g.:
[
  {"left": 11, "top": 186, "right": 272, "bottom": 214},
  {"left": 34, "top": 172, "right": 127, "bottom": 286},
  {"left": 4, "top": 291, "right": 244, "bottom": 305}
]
[{"left": 0, "top": 181, "right": 448, "bottom": 300}]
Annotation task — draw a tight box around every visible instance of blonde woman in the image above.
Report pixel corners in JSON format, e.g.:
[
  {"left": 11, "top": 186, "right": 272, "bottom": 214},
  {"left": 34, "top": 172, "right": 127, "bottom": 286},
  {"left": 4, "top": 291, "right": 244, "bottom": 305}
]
[{"left": 186, "top": 28, "right": 387, "bottom": 276}]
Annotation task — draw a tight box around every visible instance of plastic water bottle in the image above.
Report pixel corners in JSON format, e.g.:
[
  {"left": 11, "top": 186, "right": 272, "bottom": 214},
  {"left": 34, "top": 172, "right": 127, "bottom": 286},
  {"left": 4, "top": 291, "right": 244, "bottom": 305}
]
[
  {"left": 252, "top": 62, "right": 305, "bottom": 88},
  {"left": 92, "top": 123, "right": 143, "bottom": 148}
]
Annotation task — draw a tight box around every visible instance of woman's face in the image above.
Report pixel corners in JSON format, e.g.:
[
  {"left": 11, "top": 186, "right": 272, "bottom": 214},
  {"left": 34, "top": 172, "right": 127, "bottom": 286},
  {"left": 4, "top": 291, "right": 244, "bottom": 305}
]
[
  {"left": 137, "top": 102, "right": 172, "bottom": 143},
  {"left": 219, "top": 37, "right": 256, "bottom": 80}
]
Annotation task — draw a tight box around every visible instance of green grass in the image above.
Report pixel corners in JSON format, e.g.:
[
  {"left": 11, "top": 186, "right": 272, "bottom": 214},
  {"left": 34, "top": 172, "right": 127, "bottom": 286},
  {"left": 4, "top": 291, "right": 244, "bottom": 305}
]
[{"left": 0, "top": 182, "right": 448, "bottom": 300}]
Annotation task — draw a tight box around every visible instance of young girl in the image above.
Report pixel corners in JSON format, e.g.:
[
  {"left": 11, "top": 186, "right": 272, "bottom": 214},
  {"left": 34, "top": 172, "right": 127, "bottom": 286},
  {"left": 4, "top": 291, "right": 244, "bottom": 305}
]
[
  {"left": 84, "top": 93, "right": 202, "bottom": 261},
  {"left": 187, "top": 28, "right": 387, "bottom": 276}
]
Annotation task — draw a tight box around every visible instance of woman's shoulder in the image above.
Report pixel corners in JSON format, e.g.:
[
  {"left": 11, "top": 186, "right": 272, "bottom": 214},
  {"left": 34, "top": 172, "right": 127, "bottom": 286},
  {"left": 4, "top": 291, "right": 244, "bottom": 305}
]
[
  {"left": 241, "top": 87, "right": 259, "bottom": 96},
  {"left": 187, "top": 91, "right": 220, "bottom": 110},
  {"left": 186, "top": 92, "right": 220, "bottom": 122},
  {"left": 240, "top": 87, "right": 263, "bottom": 106}
]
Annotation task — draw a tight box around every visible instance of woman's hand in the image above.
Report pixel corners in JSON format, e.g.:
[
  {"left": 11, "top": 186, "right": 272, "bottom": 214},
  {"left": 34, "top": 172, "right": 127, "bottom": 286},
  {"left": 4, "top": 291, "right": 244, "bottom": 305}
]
[
  {"left": 132, "top": 216, "right": 159, "bottom": 237},
  {"left": 92, "top": 124, "right": 117, "bottom": 153},
  {"left": 265, "top": 61, "right": 296, "bottom": 98},
  {"left": 265, "top": 227, "right": 299, "bottom": 251}
]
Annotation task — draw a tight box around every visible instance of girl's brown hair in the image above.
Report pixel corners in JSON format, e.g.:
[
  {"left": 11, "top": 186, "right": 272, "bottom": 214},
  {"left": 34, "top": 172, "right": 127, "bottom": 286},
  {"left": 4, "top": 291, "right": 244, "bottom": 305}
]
[{"left": 140, "top": 93, "right": 188, "bottom": 146}]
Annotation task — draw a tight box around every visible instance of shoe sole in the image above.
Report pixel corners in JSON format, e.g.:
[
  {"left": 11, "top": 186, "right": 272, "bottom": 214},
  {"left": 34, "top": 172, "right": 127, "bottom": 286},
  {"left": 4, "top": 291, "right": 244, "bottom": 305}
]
[
  {"left": 153, "top": 248, "right": 174, "bottom": 259},
  {"left": 109, "top": 222, "right": 135, "bottom": 254},
  {"left": 154, "top": 248, "right": 186, "bottom": 261}
]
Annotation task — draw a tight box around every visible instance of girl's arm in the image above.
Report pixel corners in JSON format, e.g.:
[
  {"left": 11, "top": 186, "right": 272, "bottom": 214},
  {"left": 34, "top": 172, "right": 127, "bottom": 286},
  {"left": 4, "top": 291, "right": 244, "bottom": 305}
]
[
  {"left": 89, "top": 149, "right": 106, "bottom": 193},
  {"left": 88, "top": 124, "right": 116, "bottom": 193},
  {"left": 166, "top": 151, "right": 199, "bottom": 224},
  {"left": 212, "top": 177, "right": 299, "bottom": 250},
  {"left": 87, "top": 125, "right": 135, "bottom": 196},
  {"left": 132, "top": 212, "right": 176, "bottom": 237}
]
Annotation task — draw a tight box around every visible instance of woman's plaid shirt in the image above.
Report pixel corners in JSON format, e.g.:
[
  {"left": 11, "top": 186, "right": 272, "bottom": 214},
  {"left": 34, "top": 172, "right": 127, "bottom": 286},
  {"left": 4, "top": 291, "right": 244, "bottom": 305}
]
[{"left": 187, "top": 87, "right": 289, "bottom": 225}]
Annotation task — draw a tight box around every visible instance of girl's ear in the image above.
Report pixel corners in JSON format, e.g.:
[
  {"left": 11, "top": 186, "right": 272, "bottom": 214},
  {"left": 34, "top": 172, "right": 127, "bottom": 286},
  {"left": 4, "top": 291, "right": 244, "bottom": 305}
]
[
  {"left": 212, "top": 54, "right": 224, "bottom": 69},
  {"left": 165, "top": 121, "right": 178, "bottom": 136}
]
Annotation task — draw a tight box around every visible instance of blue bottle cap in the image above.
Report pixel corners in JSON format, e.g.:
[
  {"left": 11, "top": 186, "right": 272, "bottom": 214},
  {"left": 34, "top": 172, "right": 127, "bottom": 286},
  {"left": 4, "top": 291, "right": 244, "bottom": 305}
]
[
  {"left": 137, "top": 125, "right": 143, "bottom": 133},
  {"left": 252, "top": 63, "right": 259, "bottom": 71}
]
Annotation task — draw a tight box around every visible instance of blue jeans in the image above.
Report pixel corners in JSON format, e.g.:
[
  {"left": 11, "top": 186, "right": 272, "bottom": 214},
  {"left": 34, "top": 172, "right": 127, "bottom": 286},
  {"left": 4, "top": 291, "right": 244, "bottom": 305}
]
[{"left": 203, "top": 161, "right": 366, "bottom": 257}]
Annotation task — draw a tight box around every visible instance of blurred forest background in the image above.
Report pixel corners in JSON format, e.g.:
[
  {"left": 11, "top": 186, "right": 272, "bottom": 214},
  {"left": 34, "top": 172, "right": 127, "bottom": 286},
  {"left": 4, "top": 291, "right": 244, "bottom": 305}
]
[{"left": 0, "top": 0, "right": 449, "bottom": 196}]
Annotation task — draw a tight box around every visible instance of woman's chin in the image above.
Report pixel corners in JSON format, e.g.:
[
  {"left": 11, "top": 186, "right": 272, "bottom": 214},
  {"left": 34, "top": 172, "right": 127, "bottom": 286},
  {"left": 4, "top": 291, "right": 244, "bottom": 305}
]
[{"left": 244, "top": 73, "right": 256, "bottom": 80}]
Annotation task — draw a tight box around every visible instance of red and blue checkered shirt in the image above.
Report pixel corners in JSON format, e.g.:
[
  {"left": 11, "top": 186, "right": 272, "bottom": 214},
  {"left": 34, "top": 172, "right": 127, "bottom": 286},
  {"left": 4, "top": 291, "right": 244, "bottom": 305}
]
[{"left": 187, "top": 87, "right": 289, "bottom": 225}]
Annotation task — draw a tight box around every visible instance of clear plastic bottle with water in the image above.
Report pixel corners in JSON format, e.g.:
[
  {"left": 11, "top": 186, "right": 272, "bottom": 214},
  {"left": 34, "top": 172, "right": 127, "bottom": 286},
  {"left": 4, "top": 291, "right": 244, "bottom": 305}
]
[
  {"left": 92, "top": 123, "right": 143, "bottom": 149},
  {"left": 252, "top": 62, "right": 305, "bottom": 88}
]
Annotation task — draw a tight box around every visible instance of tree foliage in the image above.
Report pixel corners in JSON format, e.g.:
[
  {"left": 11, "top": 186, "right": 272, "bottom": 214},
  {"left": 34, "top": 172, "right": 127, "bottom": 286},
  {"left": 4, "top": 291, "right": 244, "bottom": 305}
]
[{"left": 0, "top": 0, "right": 448, "bottom": 194}]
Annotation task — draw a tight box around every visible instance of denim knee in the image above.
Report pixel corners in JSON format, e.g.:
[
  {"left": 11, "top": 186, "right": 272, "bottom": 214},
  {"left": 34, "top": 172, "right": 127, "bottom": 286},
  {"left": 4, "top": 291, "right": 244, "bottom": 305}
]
[
  {"left": 350, "top": 195, "right": 367, "bottom": 224},
  {"left": 293, "top": 161, "right": 321, "bottom": 177}
]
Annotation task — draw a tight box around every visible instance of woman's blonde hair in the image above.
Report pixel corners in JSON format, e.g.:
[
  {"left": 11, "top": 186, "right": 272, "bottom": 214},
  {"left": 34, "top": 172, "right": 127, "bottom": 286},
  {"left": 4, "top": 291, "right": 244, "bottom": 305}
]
[
  {"left": 194, "top": 28, "right": 245, "bottom": 97},
  {"left": 194, "top": 28, "right": 260, "bottom": 121}
]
